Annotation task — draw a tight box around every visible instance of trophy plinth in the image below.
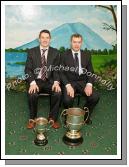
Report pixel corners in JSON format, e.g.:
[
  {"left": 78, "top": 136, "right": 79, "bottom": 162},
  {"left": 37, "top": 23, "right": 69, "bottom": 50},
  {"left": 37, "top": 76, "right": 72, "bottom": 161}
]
[
  {"left": 63, "top": 130, "right": 83, "bottom": 146},
  {"left": 61, "top": 107, "right": 89, "bottom": 146}
]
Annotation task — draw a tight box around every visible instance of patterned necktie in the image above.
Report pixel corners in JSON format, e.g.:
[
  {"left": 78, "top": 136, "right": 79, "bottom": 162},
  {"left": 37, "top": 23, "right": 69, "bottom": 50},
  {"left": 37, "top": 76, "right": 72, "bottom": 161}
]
[
  {"left": 41, "top": 49, "right": 47, "bottom": 80},
  {"left": 74, "top": 53, "right": 79, "bottom": 74}
]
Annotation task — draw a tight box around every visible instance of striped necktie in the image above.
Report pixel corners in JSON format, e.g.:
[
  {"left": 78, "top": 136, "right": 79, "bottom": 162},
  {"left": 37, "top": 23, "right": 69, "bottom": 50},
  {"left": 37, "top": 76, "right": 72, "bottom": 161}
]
[
  {"left": 74, "top": 52, "right": 79, "bottom": 74},
  {"left": 41, "top": 49, "right": 47, "bottom": 80}
]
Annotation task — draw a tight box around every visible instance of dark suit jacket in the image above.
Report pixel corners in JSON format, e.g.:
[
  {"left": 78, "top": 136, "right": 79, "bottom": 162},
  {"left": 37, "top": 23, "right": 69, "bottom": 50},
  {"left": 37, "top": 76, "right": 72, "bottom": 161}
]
[
  {"left": 60, "top": 49, "right": 94, "bottom": 86},
  {"left": 25, "top": 46, "right": 60, "bottom": 84}
]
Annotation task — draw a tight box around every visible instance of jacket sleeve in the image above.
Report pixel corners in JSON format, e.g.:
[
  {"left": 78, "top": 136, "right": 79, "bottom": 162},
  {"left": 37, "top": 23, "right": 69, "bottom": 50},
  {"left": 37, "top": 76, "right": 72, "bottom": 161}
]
[
  {"left": 59, "top": 53, "right": 70, "bottom": 86},
  {"left": 86, "top": 53, "right": 95, "bottom": 84},
  {"left": 53, "top": 50, "right": 60, "bottom": 82},
  {"left": 24, "top": 49, "right": 35, "bottom": 84}
]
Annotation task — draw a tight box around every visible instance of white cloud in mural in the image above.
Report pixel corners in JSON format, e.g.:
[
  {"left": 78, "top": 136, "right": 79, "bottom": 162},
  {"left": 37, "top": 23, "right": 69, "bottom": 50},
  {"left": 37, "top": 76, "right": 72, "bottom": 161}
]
[
  {"left": 20, "top": 5, "right": 42, "bottom": 20},
  {"left": 5, "top": 5, "right": 117, "bottom": 48}
]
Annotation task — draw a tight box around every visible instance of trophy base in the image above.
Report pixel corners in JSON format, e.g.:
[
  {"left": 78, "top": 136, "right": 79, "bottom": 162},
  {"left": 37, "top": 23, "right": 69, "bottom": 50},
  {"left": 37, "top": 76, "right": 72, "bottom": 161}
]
[
  {"left": 63, "top": 135, "right": 83, "bottom": 146},
  {"left": 34, "top": 138, "right": 48, "bottom": 146}
]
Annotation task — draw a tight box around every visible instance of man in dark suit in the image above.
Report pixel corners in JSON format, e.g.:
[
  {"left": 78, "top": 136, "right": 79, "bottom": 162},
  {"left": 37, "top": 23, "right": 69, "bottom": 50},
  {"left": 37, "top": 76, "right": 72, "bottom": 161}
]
[
  {"left": 60, "top": 33, "right": 100, "bottom": 124},
  {"left": 25, "top": 30, "right": 61, "bottom": 129}
]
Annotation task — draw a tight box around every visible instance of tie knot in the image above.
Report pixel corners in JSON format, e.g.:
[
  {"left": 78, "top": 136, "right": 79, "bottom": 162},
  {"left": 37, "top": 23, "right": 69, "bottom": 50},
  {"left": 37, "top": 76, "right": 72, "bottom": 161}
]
[
  {"left": 41, "top": 49, "right": 47, "bottom": 54},
  {"left": 74, "top": 52, "right": 78, "bottom": 57}
]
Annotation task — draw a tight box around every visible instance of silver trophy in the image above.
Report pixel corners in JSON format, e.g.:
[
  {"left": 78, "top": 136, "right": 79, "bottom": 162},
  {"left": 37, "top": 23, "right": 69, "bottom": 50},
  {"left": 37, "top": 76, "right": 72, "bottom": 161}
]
[
  {"left": 33, "top": 117, "right": 54, "bottom": 146},
  {"left": 60, "top": 107, "right": 89, "bottom": 146}
]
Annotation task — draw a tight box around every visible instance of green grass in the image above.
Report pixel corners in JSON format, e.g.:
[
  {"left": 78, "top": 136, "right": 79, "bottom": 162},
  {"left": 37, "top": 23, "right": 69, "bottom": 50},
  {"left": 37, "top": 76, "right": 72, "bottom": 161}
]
[
  {"left": 7, "top": 62, "right": 26, "bottom": 66},
  {"left": 15, "top": 62, "right": 26, "bottom": 65},
  {"left": 92, "top": 54, "right": 117, "bottom": 73}
]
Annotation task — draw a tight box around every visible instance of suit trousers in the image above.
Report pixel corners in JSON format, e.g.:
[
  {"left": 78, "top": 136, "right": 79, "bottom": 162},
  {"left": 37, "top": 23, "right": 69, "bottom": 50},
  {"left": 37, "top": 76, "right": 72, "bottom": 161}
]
[
  {"left": 27, "top": 79, "right": 61, "bottom": 121},
  {"left": 62, "top": 80, "right": 100, "bottom": 116}
]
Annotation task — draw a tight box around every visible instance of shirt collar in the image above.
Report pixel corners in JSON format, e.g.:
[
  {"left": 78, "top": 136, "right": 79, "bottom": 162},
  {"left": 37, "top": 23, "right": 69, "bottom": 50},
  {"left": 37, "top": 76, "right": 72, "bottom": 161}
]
[
  {"left": 71, "top": 49, "right": 80, "bottom": 55},
  {"left": 40, "top": 45, "right": 49, "bottom": 51}
]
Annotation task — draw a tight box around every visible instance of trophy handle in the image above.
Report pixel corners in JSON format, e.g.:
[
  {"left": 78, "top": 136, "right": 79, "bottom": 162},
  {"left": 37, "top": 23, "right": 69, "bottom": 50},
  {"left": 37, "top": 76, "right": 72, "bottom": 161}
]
[
  {"left": 60, "top": 109, "right": 68, "bottom": 128},
  {"left": 83, "top": 107, "right": 90, "bottom": 124},
  {"left": 45, "top": 120, "right": 55, "bottom": 131}
]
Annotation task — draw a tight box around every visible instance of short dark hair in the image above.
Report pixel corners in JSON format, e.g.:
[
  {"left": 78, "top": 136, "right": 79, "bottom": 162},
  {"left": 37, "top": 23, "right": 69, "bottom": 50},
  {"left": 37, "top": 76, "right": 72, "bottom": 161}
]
[
  {"left": 39, "top": 29, "right": 51, "bottom": 38},
  {"left": 71, "top": 33, "right": 83, "bottom": 41}
]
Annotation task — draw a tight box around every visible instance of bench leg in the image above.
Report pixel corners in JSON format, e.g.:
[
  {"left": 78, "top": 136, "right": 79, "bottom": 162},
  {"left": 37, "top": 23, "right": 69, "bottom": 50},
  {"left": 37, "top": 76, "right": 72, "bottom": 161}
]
[{"left": 77, "top": 96, "right": 80, "bottom": 106}]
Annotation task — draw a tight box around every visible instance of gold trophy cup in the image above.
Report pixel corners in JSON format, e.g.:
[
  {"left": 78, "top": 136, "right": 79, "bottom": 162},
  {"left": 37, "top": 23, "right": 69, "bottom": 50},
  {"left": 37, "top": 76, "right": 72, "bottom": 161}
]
[{"left": 60, "top": 107, "right": 89, "bottom": 146}]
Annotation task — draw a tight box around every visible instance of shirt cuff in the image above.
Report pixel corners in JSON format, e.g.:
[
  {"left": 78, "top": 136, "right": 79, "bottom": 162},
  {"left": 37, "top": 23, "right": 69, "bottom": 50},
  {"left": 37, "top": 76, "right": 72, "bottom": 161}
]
[
  {"left": 86, "top": 83, "right": 93, "bottom": 87},
  {"left": 54, "top": 81, "right": 60, "bottom": 85},
  {"left": 65, "top": 83, "right": 71, "bottom": 88},
  {"left": 30, "top": 80, "right": 36, "bottom": 86}
]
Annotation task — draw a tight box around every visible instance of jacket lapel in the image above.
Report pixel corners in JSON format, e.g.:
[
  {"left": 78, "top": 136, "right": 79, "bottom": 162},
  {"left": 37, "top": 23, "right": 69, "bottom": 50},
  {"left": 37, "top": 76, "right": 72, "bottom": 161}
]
[
  {"left": 69, "top": 49, "right": 75, "bottom": 67},
  {"left": 35, "top": 46, "right": 41, "bottom": 67},
  {"left": 80, "top": 50, "right": 86, "bottom": 68},
  {"left": 47, "top": 47, "right": 53, "bottom": 68}
]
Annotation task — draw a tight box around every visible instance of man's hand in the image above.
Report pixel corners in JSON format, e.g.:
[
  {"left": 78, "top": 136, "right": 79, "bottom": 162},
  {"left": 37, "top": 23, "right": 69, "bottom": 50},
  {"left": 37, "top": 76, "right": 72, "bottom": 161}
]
[
  {"left": 84, "top": 84, "right": 93, "bottom": 96},
  {"left": 28, "top": 84, "right": 39, "bottom": 94},
  {"left": 66, "top": 84, "right": 74, "bottom": 98},
  {"left": 52, "top": 82, "right": 61, "bottom": 93}
]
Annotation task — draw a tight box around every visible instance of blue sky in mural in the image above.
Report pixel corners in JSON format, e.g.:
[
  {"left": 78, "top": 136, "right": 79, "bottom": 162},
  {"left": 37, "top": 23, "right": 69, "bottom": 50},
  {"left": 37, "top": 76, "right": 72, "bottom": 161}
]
[{"left": 5, "top": 5, "right": 116, "bottom": 48}]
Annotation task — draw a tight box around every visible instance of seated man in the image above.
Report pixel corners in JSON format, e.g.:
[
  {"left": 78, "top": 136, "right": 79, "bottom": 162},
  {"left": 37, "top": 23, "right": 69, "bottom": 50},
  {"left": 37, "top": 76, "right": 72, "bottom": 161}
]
[
  {"left": 60, "top": 33, "right": 100, "bottom": 124},
  {"left": 25, "top": 29, "right": 61, "bottom": 129}
]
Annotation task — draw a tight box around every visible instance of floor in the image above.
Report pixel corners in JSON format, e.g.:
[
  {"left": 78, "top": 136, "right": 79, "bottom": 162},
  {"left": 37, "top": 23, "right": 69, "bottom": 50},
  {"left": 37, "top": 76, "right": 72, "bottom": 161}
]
[{"left": 5, "top": 90, "right": 117, "bottom": 155}]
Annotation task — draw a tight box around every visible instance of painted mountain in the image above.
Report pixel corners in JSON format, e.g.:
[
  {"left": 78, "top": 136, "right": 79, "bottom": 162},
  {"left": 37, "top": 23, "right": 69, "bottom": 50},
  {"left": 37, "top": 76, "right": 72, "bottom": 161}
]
[{"left": 16, "top": 22, "right": 112, "bottom": 50}]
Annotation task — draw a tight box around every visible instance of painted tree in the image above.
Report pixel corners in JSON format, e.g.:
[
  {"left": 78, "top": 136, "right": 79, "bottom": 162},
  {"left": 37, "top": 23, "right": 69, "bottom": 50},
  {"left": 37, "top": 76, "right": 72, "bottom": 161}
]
[{"left": 96, "top": 5, "right": 117, "bottom": 34}]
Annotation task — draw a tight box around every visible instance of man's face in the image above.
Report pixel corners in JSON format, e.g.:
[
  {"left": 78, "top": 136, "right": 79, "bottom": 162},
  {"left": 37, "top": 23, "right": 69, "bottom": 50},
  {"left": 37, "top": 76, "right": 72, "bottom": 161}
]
[
  {"left": 71, "top": 37, "right": 82, "bottom": 52},
  {"left": 39, "top": 32, "right": 51, "bottom": 48}
]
